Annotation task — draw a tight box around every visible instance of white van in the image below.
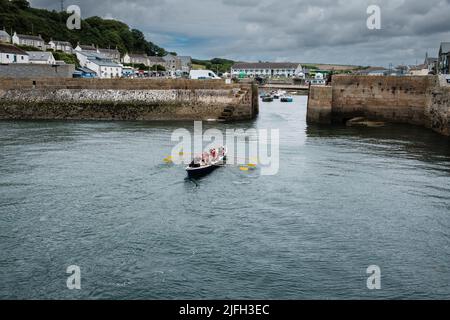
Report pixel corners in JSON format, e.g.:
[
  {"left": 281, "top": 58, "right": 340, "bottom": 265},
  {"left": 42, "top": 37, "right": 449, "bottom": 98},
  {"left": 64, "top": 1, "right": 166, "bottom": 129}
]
[{"left": 189, "top": 70, "right": 221, "bottom": 80}]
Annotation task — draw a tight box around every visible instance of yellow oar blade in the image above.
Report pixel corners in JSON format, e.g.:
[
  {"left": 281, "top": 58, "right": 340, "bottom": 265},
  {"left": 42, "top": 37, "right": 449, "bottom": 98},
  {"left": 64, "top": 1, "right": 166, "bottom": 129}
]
[
  {"left": 163, "top": 156, "right": 173, "bottom": 163},
  {"left": 240, "top": 167, "right": 249, "bottom": 171}
]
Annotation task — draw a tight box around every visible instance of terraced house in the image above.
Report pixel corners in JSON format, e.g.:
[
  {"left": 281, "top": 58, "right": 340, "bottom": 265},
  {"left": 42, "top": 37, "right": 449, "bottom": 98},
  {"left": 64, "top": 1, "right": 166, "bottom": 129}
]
[
  {"left": 231, "top": 62, "right": 303, "bottom": 78},
  {"left": 0, "top": 44, "right": 29, "bottom": 64},
  {"left": 12, "top": 33, "right": 45, "bottom": 50},
  {"left": 76, "top": 50, "right": 123, "bottom": 79},
  {"left": 48, "top": 40, "right": 73, "bottom": 53}
]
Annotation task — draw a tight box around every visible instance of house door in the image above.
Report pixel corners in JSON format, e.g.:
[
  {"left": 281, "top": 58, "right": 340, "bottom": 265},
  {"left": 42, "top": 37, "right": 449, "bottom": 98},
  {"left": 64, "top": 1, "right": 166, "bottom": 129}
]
[{"left": 13, "top": 55, "right": 17, "bottom": 63}]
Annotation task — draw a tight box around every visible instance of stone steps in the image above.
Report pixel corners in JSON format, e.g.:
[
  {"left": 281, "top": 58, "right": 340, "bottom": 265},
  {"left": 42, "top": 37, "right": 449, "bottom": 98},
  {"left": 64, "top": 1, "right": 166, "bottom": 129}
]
[{"left": 218, "top": 105, "right": 236, "bottom": 122}]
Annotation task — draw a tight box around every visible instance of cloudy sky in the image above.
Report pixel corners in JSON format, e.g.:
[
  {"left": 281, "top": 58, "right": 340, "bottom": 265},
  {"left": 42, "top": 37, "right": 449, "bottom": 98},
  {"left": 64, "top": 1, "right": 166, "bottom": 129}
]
[{"left": 29, "top": 0, "right": 450, "bottom": 66}]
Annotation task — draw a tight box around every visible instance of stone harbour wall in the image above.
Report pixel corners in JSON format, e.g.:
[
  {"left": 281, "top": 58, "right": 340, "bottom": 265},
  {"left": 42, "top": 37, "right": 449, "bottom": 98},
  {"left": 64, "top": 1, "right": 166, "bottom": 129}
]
[
  {"left": 0, "top": 79, "right": 258, "bottom": 121},
  {"left": 307, "top": 75, "right": 450, "bottom": 136},
  {"left": 0, "top": 64, "right": 75, "bottom": 79},
  {"left": 307, "top": 85, "right": 332, "bottom": 124},
  {"left": 427, "top": 85, "right": 450, "bottom": 136}
]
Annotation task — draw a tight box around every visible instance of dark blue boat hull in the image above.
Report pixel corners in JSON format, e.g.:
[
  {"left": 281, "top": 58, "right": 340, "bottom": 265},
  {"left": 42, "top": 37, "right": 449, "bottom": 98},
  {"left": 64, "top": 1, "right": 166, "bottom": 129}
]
[{"left": 187, "top": 165, "right": 218, "bottom": 178}]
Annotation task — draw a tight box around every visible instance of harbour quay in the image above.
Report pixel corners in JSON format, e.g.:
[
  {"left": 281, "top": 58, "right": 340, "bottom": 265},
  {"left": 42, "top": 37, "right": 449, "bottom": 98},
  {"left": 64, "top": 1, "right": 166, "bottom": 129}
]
[{"left": 0, "top": 78, "right": 259, "bottom": 122}]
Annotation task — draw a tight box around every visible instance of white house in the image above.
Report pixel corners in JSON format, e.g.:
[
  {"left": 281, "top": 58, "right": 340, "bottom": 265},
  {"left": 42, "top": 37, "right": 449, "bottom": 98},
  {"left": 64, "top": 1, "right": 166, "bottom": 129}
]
[
  {"left": 408, "top": 64, "right": 429, "bottom": 76},
  {"left": 76, "top": 50, "right": 123, "bottom": 78},
  {"left": 0, "top": 44, "right": 29, "bottom": 64},
  {"left": 231, "top": 62, "right": 303, "bottom": 78},
  {"left": 26, "top": 51, "right": 56, "bottom": 64},
  {"left": 12, "top": 33, "right": 45, "bottom": 50},
  {"left": 87, "top": 59, "right": 123, "bottom": 78},
  {"left": 48, "top": 40, "right": 73, "bottom": 53},
  {"left": 0, "top": 30, "right": 11, "bottom": 43}
]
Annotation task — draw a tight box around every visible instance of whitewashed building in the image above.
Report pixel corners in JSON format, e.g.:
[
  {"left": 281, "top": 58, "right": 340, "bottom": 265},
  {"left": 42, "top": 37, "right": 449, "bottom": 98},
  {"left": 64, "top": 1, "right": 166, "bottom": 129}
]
[
  {"left": 27, "top": 51, "right": 56, "bottom": 64},
  {"left": 0, "top": 44, "right": 29, "bottom": 64},
  {"left": 408, "top": 64, "right": 429, "bottom": 76},
  {"left": 76, "top": 51, "right": 123, "bottom": 79},
  {"left": 12, "top": 33, "right": 45, "bottom": 50},
  {"left": 231, "top": 62, "right": 303, "bottom": 78},
  {"left": 48, "top": 40, "right": 73, "bottom": 53}
]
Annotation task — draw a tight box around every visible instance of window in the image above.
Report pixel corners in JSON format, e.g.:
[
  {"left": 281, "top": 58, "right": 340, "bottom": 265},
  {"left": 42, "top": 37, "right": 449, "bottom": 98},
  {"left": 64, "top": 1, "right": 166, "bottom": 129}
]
[{"left": 6, "top": 55, "right": 9, "bottom": 59}]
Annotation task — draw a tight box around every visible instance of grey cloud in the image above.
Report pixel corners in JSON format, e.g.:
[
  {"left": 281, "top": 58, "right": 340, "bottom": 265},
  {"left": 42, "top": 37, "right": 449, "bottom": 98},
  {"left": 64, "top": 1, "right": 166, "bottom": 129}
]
[{"left": 30, "top": 0, "right": 450, "bottom": 66}]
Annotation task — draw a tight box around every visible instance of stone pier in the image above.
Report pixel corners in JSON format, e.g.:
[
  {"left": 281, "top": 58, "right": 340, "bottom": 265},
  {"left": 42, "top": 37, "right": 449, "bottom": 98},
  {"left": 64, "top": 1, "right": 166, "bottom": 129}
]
[
  {"left": 0, "top": 78, "right": 259, "bottom": 122},
  {"left": 307, "top": 75, "right": 450, "bottom": 136}
]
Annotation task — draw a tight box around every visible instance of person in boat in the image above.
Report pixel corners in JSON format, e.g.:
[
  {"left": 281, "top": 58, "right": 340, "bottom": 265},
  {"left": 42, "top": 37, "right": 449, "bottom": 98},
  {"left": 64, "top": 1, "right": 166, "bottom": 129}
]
[
  {"left": 189, "top": 160, "right": 200, "bottom": 168},
  {"left": 210, "top": 148, "right": 217, "bottom": 159},
  {"left": 189, "top": 156, "right": 202, "bottom": 168},
  {"left": 202, "top": 152, "right": 210, "bottom": 165}
]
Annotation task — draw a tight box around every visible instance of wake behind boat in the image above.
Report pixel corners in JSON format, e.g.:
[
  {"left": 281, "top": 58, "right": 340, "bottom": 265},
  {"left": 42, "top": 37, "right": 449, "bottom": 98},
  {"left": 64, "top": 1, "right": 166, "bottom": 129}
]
[{"left": 186, "top": 147, "right": 227, "bottom": 178}]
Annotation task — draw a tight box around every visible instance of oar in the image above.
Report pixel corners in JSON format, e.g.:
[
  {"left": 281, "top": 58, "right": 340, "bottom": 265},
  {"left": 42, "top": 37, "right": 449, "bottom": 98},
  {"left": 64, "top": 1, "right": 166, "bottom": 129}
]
[{"left": 163, "top": 156, "right": 173, "bottom": 163}]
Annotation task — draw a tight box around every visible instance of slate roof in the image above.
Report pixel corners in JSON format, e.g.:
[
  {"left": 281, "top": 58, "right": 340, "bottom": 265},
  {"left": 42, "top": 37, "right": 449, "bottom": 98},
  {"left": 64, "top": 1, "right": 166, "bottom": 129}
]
[
  {"left": 99, "top": 48, "right": 120, "bottom": 55},
  {"left": 148, "top": 56, "right": 165, "bottom": 63},
  {"left": 51, "top": 40, "right": 72, "bottom": 46},
  {"left": 78, "top": 44, "right": 97, "bottom": 51},
  {"left": 26, "top": 51, "right": 54, "bottom": 61},
  {"left": 128, "top": 53, "right": 148, "bottom": 59},
  {"left": 0, "top": 44, "right": 28, "bottom": 55},
  {"left": 16, "top": 34, "right": 44, "bottom": 41}
]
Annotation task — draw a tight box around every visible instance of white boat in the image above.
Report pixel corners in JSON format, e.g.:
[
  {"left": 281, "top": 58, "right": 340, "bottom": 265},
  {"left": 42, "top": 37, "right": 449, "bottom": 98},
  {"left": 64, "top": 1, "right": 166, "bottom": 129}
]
[
  {"left": 272, "top": 90, "right": 287, "bottom": 99},
  {"left": 186, "top": 147, "right": 227, "bottom": 177}
]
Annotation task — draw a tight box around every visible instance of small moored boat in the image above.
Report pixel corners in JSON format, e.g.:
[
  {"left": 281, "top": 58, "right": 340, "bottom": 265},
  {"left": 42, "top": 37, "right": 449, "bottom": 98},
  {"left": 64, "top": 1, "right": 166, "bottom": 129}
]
[
  {"left": 281, "top": 95, "right": 294, "bottom": 102},
  {"left": 262, "top": 95, "right": 274, "bottom": 102}
]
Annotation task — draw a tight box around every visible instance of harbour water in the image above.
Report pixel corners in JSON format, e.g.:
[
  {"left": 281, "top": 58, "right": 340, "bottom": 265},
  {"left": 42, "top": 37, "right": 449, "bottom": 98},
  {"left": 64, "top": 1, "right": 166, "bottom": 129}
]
[{"left": 0, "top": 96, "right": 449, "bottom": 299}]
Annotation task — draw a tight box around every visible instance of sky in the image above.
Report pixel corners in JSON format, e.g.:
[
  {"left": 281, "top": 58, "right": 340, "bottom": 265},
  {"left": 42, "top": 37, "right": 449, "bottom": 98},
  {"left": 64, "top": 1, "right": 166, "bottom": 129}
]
[{"left": 29, "top": 0, "right": 450, "bottom": 67}]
